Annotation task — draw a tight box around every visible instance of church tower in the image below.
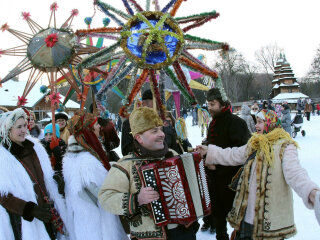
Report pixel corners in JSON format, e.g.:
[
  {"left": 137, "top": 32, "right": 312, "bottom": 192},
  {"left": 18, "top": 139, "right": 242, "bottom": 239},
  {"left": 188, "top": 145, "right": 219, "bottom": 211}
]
[{"left": 271, "top": 53, "right": 300, "bottom": 98}]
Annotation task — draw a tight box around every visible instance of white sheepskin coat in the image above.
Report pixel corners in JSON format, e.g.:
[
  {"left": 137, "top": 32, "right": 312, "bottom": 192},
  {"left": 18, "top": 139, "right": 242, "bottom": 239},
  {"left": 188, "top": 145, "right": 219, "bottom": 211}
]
[
  {"left": 63, "top": 138, "right": 128, "bottom": 240},
  {"left": 0, "top": 136, "right": 68, "bottom": 240}
]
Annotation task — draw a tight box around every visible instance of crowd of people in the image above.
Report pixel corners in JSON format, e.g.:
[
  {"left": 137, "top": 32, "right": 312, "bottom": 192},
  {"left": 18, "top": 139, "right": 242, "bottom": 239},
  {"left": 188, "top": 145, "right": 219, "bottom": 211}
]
[{"left": 0, "top": 88, "right": 319, "bottom": 240}]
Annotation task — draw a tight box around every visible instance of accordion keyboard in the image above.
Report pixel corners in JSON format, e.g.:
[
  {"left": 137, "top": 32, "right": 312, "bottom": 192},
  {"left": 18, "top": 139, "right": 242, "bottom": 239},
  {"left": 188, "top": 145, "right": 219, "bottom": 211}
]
[{"left": 142, "top": 169, "right": 167, "bottom": 224}]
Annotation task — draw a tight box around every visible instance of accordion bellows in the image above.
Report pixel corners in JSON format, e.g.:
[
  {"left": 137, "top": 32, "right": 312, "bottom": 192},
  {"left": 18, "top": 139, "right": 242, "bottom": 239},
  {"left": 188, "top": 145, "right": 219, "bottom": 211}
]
[{"left": 140, "top": 152, "right": 211, "bottom": 226}]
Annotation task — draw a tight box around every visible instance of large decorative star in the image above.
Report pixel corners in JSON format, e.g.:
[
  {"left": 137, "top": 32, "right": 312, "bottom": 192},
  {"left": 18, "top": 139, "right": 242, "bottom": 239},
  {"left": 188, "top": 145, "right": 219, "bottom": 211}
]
[
  {"left": 0, "top": 2, "right": 101, "bottom": 107},
  {"left": 75, "top": 0, "right": 229, "bottom": 118}
]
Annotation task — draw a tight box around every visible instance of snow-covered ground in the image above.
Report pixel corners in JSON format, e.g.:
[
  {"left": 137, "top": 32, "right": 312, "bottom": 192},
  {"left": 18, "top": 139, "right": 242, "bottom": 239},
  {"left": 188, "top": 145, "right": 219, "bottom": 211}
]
[{"left": 115, "top": 114, "right": 320, "bottom": 239}]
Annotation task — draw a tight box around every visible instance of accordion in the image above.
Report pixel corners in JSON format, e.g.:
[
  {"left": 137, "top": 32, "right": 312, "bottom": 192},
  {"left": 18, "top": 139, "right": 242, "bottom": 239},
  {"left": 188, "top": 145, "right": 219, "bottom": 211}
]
[{"left": 140, "top": 152, "right": 211, "bottom": 226}]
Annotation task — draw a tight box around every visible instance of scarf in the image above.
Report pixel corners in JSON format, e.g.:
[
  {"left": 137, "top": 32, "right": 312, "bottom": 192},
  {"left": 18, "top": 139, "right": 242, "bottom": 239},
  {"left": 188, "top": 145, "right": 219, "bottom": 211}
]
[
  {"left": 133, "top": 140, "right": 169, "bottom": 159},
  {"left": 247, "top": 128, "right": 298, "bottom": 166},
  {"left": 68, "top": 111, "right": 111, "bottom": 170}
]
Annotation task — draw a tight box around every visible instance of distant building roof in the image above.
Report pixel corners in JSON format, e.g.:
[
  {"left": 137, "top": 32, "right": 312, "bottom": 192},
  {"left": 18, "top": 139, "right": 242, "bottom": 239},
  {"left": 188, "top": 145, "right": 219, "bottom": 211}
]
[
  {"left": 272, "top": 92, "right": 309, "bottom": 103},
  {"left": 0, "top": 81, "right": 80, "bottom": 109}
]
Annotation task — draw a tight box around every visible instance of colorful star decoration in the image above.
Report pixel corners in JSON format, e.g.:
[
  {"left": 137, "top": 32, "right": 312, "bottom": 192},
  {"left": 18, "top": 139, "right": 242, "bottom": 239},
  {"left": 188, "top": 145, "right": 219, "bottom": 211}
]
[
  {"left": 0, "top": 2, "right": 100, "bottom": 109},
  {"left": 75, "top": 0, "right": 230, "bottom": 118}
]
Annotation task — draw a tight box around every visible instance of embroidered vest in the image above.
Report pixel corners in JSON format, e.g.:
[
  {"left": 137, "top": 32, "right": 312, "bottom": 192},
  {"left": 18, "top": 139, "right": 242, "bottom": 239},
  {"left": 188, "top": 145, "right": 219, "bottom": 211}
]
[{"left": 227, "top": 140, "right": 296, "bottom": 239}]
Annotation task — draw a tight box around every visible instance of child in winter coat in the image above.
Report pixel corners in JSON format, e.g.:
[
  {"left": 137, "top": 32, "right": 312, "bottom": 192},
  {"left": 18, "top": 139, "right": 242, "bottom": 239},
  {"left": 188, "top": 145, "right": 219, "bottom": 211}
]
[
  {"left": 41, "top": 123, "right": 67, "bottom": 195},
  {"left": 41, "top": 123, "right": 67, "bottom": 172},
  {"left": 196, "top": 109, "right": 320, "bottom": 240}
]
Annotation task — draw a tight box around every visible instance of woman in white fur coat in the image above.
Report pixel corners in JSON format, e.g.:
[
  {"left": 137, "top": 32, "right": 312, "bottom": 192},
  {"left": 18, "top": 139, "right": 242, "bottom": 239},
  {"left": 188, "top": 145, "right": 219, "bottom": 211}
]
[
  {"left": 196, "top": 109, "right": 320, "bottom": 240},
  {"left": 0, "top": 108, "right": 68, "bottom": 240},
  {"left": 63, "top": 111, "right": 128, "bottom": 240}
]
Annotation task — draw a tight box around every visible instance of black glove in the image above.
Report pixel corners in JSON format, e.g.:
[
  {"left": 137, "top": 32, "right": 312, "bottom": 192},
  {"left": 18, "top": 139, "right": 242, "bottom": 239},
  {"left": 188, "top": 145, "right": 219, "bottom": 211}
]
[{"left": 30, "top": 204, "right": 52, "bottom": 223}]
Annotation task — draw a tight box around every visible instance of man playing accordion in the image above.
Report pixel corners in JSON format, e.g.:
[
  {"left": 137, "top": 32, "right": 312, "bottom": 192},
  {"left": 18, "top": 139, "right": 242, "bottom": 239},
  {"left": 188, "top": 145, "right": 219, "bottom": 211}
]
[{"left": 99, "top": 107, "right": 200, "bottom": 240}]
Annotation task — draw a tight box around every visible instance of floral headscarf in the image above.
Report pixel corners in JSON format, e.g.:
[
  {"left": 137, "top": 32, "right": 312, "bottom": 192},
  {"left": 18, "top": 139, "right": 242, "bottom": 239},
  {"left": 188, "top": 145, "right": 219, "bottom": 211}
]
[
  {"left": 256, "top": 109, "right": 282, "bottom": 134},
  {"left": 248, "top": 109, "right": 297, "bottom": 166},
  {"left": 68, "top": 110, "right": 110, "bottom": 170}
]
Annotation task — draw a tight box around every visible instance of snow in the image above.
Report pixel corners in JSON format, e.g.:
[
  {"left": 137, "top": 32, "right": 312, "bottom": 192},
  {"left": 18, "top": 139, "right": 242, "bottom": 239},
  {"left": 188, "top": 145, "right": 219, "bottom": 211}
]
[
  {"left": 274, "top": 72, "right": 294, "bottom": 76},
  {"left": 273, "top": 92, "right": 309, "bottom": 101},
  {"left": 277, "top": 76, "right": 298, "bottom": 81},
  {"left": 0, "top": 81, "right": 80, "bottom": 109},
  {"left": 115, "top": 114, "right": 320, "bottom": 239},
  {"left": 279, "top": 82, "right": 299, "bottom": 87}
]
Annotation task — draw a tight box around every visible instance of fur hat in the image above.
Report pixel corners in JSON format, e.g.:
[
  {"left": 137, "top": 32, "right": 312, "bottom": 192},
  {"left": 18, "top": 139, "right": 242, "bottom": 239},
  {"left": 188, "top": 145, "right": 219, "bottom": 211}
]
[
  {"left": 129, "top": 107, "right": 163, "bottom": 137},
  {"left": 207, "top": 88, "right": 222, "bottom": 102},
  {"left": 256, "top": 109, "right": 282, "bottom": 133},
  {"left": 142, "top": 89, "right": 153, "bottom": 100},
  {"left": 44, "top": 123, "right": 60, "bottom": 138}
]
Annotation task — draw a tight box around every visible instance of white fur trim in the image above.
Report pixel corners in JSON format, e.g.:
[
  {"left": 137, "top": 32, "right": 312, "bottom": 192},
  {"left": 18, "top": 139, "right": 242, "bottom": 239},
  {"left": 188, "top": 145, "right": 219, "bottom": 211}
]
[
  {"left": 63, "top": 150, "right": 128, "bottom": 240},
  {"left": 67, "top": 135, "right": 84, "bottom": 153},
  {"left": 0, "top": 136, "right": 68, "bottom": 240}
]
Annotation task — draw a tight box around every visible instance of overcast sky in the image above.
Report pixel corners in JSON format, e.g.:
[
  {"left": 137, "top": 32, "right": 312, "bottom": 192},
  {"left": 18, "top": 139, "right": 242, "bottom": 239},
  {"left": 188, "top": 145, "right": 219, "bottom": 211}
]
[{"left": 1, "top": 0, "right": 320, "bottom": 82}]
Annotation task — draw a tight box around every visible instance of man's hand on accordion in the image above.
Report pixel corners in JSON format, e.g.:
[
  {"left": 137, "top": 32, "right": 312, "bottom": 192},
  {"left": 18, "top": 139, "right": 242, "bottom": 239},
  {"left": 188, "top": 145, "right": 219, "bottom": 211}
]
[{"left": 138, "top": 187, "right": 159, "bottom": 206}]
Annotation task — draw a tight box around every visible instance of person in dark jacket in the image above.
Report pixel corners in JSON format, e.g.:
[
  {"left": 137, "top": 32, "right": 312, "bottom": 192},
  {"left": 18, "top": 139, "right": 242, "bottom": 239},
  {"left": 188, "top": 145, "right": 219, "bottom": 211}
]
[
  {"left": 281, "top": 104, "right": 292, "bottom": 136},
  {"left": 121, "top": 89, "right": 153, "bottom": 156},
  {"left": 98, "top": 117, "right": 120, "bottom": 162},
  {"left": 116, "top": 114, "right": 122, "bottom": 133},
  {"left": 41, "top": 123, "right": 67, "bottom": 195},
  {"left": 201, "top": 88, "right": 251, "bottom": 240},
  {"left": 304, "top": 98, "right": 312, "bottom": 121}
]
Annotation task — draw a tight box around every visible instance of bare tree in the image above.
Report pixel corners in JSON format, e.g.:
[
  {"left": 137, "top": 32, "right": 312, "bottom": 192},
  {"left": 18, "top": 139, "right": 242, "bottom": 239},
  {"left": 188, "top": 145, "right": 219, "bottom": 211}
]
[
  {"left": 254, "top": 43, "right": 283, "bottom": 80},
  {"left": 239, "top": 61, "right": 258, "bottom": 101},
  {"left": 307, "top": 45, "right": 320, "bottom": 81},
  {"left": 212, "top": 49, "right": 259, "bottom": 102},
  {"left": 212, "top": 50, "right": 246, "bottom": 102}
]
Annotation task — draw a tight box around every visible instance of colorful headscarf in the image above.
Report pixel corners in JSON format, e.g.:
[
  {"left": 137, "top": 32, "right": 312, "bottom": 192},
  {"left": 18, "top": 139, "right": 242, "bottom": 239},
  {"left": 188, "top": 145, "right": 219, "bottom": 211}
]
[
  {"left": 0, "top": 108, "right": 27, "bottom": 149},
  {"left": 248, "top": 109, "right": 297, "bottom": 166},
  {"left": 68, "top": 110, "right": 110, "bottom": 170},
  {"left": 256, "top": 109, "right": 282, "bottom": 134}
]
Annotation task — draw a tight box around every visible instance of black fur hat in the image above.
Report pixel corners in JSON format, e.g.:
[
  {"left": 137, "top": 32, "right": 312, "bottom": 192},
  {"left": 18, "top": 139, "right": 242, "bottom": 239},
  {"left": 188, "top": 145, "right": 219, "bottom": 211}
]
[
  {"left": 207, "top": 88, "right": 222, "bottom": 102},
  {"left": 142, "top": 89, "right": 153, "bottom": 100}
]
